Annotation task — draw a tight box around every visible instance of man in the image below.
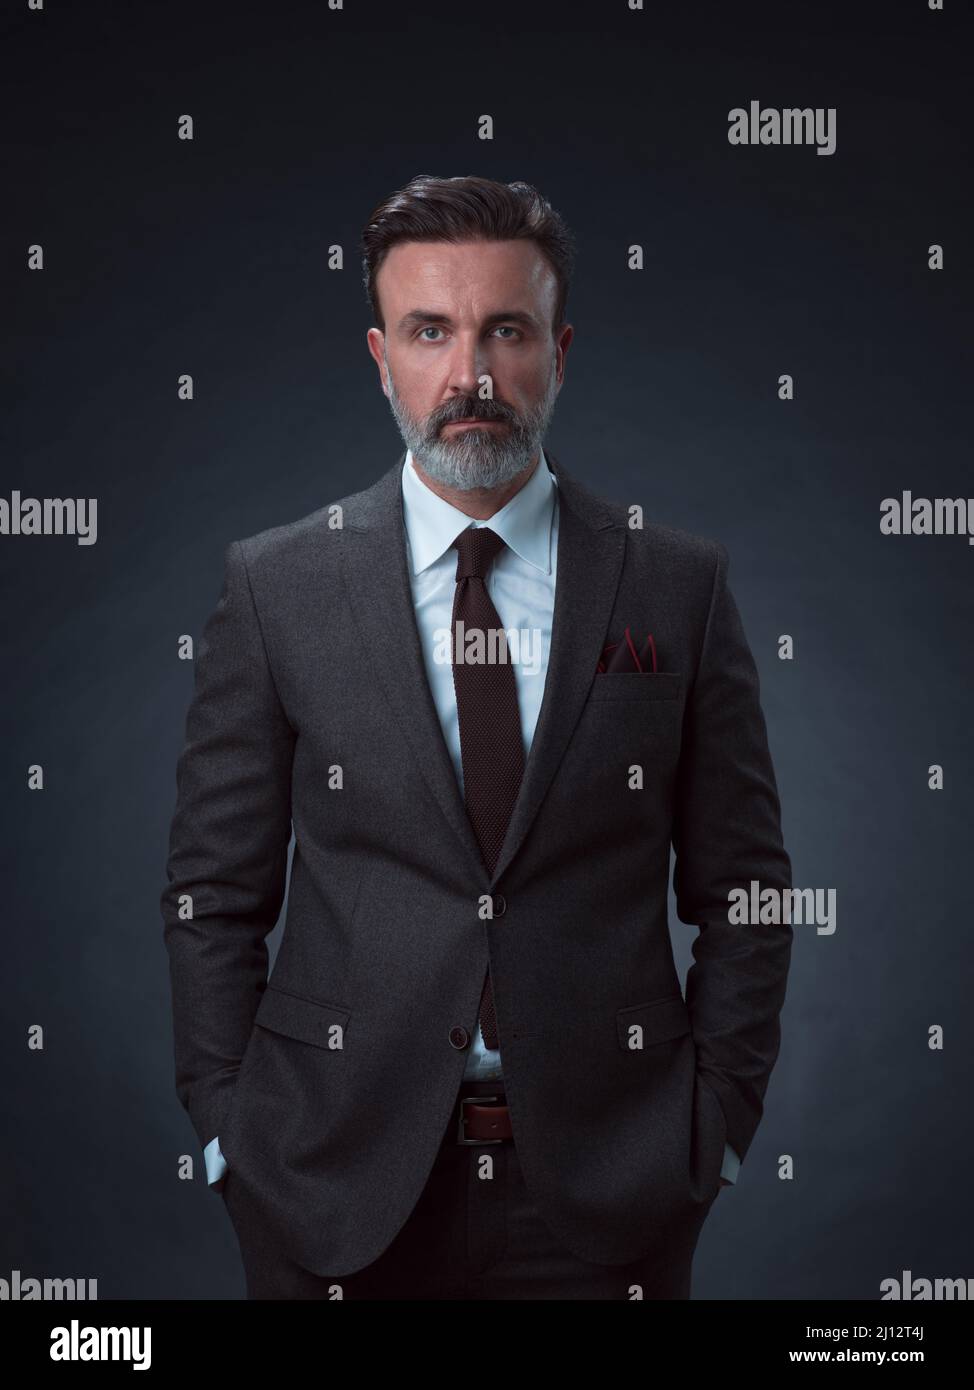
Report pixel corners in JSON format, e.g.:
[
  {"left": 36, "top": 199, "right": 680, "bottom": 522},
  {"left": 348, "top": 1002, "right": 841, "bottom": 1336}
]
[{"left": 162, "top": 174, "right": 792, "bottom": 1300}]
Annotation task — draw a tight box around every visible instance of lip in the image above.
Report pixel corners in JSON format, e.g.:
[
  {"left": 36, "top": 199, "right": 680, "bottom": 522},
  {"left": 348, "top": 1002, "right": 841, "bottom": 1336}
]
[{"left": 445, "top": 419, "right": 503, "bottom": 428}]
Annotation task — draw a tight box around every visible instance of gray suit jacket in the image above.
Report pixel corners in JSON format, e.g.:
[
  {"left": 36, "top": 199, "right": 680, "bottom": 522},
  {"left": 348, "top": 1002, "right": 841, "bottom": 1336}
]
[{"left": 161, "top": 450, "right": 792, "bottom": 1274}]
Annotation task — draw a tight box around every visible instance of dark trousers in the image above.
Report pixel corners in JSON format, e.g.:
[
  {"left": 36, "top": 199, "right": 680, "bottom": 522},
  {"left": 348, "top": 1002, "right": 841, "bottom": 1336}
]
[{"left": 221, "top": 1083, "right": 696, "bottom": 1300}]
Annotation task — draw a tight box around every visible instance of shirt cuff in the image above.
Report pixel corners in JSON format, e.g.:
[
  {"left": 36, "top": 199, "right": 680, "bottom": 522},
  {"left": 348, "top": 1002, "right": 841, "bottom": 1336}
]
[
  {"left": 203, "top": 1135, "right": 228, "bottom": 1187},
  {"left": 720, "top": 1142, "right": 741, "bottom": 1185}
]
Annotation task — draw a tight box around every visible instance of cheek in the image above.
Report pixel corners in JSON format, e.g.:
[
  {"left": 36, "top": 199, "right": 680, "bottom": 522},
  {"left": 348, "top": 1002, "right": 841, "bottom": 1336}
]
[
  {"left": 395, "top": 372, "right": 441, "bottom": 421},
  {"left": 502, "top": 370, "right": 548, "bottom": 414}
]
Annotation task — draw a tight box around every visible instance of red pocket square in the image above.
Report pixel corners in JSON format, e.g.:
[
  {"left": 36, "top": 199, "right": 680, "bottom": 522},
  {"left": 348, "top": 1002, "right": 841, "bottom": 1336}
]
[{"left": 596, "top": 627, "right": 658, "bottom": 674}]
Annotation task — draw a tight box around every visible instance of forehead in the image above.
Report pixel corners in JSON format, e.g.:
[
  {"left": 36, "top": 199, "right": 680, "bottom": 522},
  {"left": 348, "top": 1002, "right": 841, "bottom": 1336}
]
[{"left": 377, "top": 239, "right": 556, "bottom": 313}]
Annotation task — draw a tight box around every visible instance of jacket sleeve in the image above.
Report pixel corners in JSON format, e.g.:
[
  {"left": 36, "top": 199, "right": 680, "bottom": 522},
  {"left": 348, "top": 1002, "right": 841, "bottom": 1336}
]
[
  {"left": 672, "top": 541, "right": 792, "bottom": 1166},
  {"left": 161, "top": 539, "right": 295, "bottom": 1154}
]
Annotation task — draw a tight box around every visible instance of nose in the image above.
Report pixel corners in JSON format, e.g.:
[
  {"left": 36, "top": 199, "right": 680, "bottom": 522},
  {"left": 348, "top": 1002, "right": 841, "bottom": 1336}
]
[{"left": 446, "top": 333, "right": 488, "bottom": 399}]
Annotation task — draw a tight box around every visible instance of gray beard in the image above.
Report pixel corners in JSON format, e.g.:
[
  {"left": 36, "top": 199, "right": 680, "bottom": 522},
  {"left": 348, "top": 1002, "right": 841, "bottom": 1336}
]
[{"left": 384, "top": 358, "right": 560, "bottom": 492}]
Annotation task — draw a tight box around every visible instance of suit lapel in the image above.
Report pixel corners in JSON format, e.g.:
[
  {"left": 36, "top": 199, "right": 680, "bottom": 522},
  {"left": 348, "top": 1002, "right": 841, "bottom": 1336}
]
[{"left": 341, "top": 448, "right": 626, "bottom": 889}]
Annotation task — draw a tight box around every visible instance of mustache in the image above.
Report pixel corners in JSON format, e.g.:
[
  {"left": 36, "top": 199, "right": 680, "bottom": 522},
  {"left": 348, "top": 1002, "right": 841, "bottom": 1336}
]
[{"left": 434, "top": 402, "right": 515, "bottom": 428}]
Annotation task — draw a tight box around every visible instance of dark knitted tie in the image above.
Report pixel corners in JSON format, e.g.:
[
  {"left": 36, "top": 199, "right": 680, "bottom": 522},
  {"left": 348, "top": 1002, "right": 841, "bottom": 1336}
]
[{"left": 451, "top": 524, "right": 524, "bottom": 1051}]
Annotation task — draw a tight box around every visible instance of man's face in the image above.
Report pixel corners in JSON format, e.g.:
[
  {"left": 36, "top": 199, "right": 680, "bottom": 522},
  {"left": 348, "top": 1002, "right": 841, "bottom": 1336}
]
[{"left": 367, "top": 239, "right": 572, "bottom": 491}]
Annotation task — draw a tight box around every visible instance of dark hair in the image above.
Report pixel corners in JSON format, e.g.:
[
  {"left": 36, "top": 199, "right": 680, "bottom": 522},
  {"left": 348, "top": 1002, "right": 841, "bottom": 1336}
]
[{"left": 360, "top": 174, "right": 576, "bottom": 337}]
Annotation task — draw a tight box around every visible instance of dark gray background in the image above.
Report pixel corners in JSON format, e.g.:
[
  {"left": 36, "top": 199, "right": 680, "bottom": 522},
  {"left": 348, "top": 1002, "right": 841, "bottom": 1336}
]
[{"left": 2, "top": 0, "right": 971, "bottom": 1299}]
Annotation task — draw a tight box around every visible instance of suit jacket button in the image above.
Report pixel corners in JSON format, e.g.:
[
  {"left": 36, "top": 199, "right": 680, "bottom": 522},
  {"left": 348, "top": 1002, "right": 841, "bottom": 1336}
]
[
  {"left": 492, "top": 893, "right": 507, "bottom": 916},
  {"left": 449, "top": 1026, "right": 469, "bottom": 1049}
]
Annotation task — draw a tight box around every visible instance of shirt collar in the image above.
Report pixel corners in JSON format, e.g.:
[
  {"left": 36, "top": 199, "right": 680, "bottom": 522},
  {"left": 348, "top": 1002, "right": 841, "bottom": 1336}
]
[{"left": 401, "top": 445, "right": 558, "bottom": 577}]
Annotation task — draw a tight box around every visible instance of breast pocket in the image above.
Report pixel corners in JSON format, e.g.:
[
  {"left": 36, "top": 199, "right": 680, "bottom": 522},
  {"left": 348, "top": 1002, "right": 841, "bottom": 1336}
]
[
  {"left": 586, "top": 672, "right": 683, "bottom": 703},
  {"left": 566, "top": 670, "right": 683, "bottom": 819}
]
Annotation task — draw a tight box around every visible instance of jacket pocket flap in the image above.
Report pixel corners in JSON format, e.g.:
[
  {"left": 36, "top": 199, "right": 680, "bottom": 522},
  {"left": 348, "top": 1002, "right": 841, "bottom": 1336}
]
[
  {"left": 254, "top": 985, "right": 350, "bottom": 1051},
  {"left": 617, "top": 994, "right": 691, "bottom": 1050}
]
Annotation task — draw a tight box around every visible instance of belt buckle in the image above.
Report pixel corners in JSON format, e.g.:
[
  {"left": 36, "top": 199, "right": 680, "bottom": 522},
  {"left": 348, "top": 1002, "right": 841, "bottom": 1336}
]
[{"left": 457, "top": 1093, "right": 505, "bottom": 1145}]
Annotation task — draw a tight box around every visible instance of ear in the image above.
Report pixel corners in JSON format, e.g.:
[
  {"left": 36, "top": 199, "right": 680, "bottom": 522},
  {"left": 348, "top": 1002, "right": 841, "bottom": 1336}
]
[{"left": 366, "top": 328, "right": 389, "bottom": 394}]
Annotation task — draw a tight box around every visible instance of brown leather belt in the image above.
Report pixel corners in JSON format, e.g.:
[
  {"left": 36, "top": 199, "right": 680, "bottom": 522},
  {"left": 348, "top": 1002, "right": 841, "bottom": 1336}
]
[{"left": 456, "top": 1091, "right": 513, "bottom": 1144}]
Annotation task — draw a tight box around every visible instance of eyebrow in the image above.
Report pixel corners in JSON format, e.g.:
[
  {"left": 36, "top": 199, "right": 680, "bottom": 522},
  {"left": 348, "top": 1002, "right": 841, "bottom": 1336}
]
[{"left": 397, "top": 309, "right": 540, "bottom": 334}]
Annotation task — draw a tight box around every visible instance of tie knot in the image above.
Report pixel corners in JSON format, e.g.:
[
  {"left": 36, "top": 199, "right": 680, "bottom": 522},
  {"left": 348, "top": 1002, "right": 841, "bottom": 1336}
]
[{"left": 452, "top": 524, "right": 506, "bottom": 581}]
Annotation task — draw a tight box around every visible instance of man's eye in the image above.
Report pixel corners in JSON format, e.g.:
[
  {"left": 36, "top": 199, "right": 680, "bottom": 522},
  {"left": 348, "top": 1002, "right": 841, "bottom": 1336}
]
[{"left": 417, "top": 325, "right": 520, "bottom": 341}]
